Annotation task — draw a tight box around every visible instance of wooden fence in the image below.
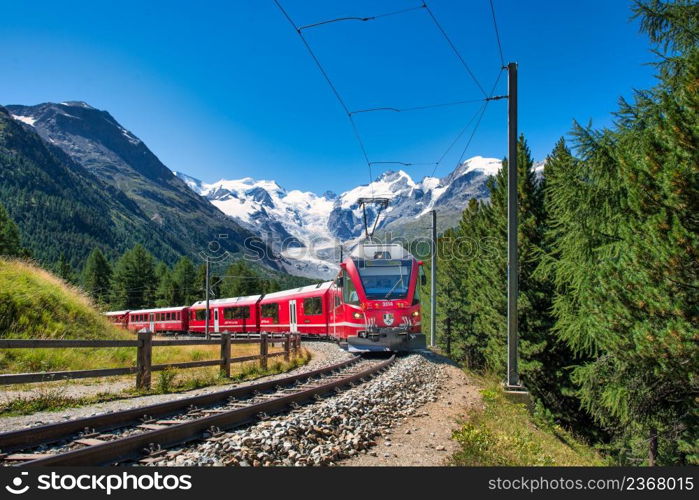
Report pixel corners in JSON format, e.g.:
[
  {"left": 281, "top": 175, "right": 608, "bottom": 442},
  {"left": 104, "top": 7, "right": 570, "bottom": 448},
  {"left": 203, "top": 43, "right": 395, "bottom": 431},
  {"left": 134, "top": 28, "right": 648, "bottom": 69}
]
[{"left": 0, "top": 332, "right": 301, "bottom": 390}]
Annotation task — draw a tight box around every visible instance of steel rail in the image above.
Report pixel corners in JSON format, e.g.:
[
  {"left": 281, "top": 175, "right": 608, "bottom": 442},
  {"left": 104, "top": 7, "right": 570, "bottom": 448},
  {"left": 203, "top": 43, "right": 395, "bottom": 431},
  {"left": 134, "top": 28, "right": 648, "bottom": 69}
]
[
  {"left": 0, "top": 356, "right": 360, "bottom": 453},
  {"left": 18, "top": 356, "right": 395, "bottom": 466}
]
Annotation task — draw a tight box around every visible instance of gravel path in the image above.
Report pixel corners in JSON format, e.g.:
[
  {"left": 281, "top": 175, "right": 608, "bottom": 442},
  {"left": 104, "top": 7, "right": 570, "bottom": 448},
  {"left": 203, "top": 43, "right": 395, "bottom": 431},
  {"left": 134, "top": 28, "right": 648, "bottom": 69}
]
[
  {"left": 341, "top": 355, "right": 483, "bottom": 466},
  {"left": 0, "top": 342, "right": 351, "bottom": 433},
  {"left": 150, "top": 351, "right": 458, "bottom": 467}
]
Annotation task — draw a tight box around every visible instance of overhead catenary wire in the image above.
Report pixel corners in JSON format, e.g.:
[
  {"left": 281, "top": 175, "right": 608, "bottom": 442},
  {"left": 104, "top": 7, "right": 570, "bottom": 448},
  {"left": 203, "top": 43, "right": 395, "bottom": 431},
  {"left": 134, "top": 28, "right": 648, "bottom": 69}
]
[
  {"left": 273, "top": 0, "right": 507, "bottom": 191},
  {"left": 422, "top": 1, "right": 488, "bottom": 98},
  {"left": 273, "top": 0, "right": 375, "bottom": 191},
  {"left": 455, "top": 100, "right": 490, "bottom": 166},
  {"left": 488, "top": 0, "right": 506, "bottom": 68},
  {"left": 428, "top": 66, "right": 505, "bottom": 179},
  {"left": 349, "top": 97, "right": 485, "bottom": 115},
  {"left": 298, "top": 3, "right": 426, "bottom": 31}
]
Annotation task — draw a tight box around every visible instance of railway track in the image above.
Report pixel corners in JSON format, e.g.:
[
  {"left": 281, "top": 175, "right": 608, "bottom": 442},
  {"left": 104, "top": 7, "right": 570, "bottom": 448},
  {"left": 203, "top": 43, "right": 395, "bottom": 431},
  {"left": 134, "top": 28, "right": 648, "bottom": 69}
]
[{"left": 0, "top": 355, "right": 394, "bottom": 466}]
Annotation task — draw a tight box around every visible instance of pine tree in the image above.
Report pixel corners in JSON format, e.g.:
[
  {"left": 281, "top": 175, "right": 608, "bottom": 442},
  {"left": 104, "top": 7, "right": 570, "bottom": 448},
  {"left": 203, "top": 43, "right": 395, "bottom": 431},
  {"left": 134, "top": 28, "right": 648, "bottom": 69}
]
[
  {"left": 81, "top": 248, "right": 112, "bottom": 305},
  {"left": 155, "top": 262, "right": 177, "bottom": 307},
  {"left": 220, "top": 260, "right": 261, "bottom": 298},
  {"left": 0, "top": 202, "right": 23, "bottom": 257},
  {"left": 111, "top": 244, "right": 157, "bottom": 309},
  {"left": 544, "top": 1, "right": 699, "bottom": 464},
  {"left": 56, "top": 253, "right": 76, "bottom": 284},
  {"left": 171, "top": 257, "right": 198, "bottom": 304}
]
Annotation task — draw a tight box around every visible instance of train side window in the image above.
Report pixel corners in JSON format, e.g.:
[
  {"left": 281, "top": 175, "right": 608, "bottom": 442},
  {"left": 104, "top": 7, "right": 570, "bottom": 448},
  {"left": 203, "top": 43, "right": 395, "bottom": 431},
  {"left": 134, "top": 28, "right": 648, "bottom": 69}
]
[
  {"left": 261, "top": 303, "right": 279, "bottom": 323},
  {"left": 342, "top": 273, "right": 360, "bottom": 305},
  {"left": 224, "top": 307, "right": 250, "bottom": 320},
  {"left": 303, "top": 297, "right": 322, "bottom": 315},
  {"left": 195, "top": 309, "right": 206, "bottom": 321}
]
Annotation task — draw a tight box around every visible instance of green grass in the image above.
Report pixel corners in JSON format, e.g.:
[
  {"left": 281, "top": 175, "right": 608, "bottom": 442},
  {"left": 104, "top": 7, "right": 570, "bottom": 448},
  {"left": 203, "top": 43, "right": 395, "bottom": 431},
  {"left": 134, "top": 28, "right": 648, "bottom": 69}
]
[
  {"left": 0, "top": 386, "right": 127, "bottom": 416},
  {"left": 0, "top": 258, "right": 290, "bottom": 374},
  {"left": 451, "top": 379, "right": 603, "bottom": 466},
  {"left": 0, "top": 349, "right": 313, "bottom": 416},
  {"left": 0, "top": 258, "right": 127, "bottom": 340},
  {"left": 0, "top": 259, "right": 313, "bottom": 415}
]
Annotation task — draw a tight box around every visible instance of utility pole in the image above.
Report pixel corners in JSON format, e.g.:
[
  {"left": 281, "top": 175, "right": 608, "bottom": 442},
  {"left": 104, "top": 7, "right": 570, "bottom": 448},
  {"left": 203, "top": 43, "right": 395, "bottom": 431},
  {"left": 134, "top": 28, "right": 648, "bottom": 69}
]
[
  {"left": 205, "top": 257, "right": 210, "bottom": 340},
  {"left": 506, "top": 61, "right": 521, "bottom": 389},
  {"left": 430, "top": 209, "right": 437, "bottom": 348}
]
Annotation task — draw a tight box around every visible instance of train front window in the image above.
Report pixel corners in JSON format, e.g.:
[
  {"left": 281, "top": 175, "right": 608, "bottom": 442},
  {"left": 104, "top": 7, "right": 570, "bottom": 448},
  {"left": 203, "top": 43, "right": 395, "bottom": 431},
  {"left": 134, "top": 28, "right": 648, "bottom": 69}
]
[{"left": 355, "top": 259, "right": 412, "bottom": 300}]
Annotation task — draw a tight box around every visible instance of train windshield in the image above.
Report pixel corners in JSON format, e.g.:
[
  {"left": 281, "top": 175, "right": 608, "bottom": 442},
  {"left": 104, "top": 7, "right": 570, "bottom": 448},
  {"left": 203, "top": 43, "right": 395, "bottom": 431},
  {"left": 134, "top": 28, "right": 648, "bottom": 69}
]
[{"left": 354, "top": 259, "right": 412, "bottom": 300}]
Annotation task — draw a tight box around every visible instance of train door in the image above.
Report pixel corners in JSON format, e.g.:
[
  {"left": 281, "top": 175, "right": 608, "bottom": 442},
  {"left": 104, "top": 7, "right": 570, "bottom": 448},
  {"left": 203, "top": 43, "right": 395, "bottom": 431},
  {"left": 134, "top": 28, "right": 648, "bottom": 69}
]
[
  {"left": 149, "top": 313, "right": 155, "bottom": 333},
  {"left": 213, "top": 308, "right": 220, "bottom": 333},
  {"left": 289, "top": 300, "right": 298, "bottom": 333}
]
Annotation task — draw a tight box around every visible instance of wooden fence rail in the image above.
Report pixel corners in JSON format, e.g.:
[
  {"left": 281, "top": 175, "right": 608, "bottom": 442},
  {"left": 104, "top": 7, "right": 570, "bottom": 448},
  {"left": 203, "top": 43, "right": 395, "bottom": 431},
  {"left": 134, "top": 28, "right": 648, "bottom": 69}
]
[{"left": 0, "top": 333, "right": 301, "bottom": 389}]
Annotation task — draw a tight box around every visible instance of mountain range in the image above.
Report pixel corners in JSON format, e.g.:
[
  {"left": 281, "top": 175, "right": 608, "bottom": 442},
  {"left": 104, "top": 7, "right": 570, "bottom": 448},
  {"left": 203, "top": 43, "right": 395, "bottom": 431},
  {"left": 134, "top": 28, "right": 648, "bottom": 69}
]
[
  {"left": 2, "top": 100, "right": 541, "bottom": 280},
  {"left": 174, "top": 155, "right": 541, "bottom": 279},
  {"left": 1, "top": 102, "right": 274, "bottom": 271}
]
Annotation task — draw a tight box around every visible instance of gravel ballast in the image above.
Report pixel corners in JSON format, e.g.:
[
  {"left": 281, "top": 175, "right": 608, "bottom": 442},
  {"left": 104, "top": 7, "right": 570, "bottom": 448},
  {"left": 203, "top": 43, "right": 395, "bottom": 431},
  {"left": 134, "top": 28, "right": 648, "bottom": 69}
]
[{"left": 152, "top": 353, "right": 448, "bottom": 466}]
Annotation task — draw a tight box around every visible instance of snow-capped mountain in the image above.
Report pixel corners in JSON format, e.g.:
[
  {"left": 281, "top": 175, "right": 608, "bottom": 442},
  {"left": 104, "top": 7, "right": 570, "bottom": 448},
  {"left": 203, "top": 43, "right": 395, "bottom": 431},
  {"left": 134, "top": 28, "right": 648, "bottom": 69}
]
[{"left": 175, "top": 156, "right": 509, "bottom": 279}]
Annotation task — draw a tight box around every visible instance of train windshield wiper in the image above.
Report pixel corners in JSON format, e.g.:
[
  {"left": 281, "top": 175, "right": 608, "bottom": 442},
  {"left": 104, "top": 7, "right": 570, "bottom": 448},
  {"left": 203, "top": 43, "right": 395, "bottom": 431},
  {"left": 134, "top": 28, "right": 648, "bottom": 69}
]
[{"left": 384, "top": 278, "right": 403, "bottom": 299}]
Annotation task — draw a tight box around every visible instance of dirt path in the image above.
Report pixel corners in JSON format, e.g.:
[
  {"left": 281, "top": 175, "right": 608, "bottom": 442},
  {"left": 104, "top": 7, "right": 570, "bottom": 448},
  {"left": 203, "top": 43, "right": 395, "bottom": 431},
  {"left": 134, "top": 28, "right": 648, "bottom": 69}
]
[{"left": 340, "top": 357, "right": 483, "bottom": 466}]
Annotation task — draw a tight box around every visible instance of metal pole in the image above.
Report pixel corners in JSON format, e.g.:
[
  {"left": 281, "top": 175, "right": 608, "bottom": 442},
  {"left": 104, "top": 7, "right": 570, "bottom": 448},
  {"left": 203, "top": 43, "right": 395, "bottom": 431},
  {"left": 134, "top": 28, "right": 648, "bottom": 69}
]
[
  {"left": 506, "top": 61, "right": 520, "bottom": 388},
  {"left": 205, "top": 257, "right": 210, "bottom": 339},
  {"left": 430, "top": 209, "right": 437, "bottom": 348}
]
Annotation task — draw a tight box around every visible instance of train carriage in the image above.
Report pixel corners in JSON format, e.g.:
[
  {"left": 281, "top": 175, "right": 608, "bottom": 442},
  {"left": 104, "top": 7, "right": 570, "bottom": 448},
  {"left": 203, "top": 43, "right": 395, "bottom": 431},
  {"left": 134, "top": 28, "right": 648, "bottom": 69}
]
[
  {"left": 258, "top": 283, "right": 332, "bottom": 336},
  {"left": 104, "top": 310, "right": 130, "bottom": 329},
  {"left": 127, "top": 306, "right": 189, "bottom": 334},
  {"left": 188, "top": 295, "right": 261, "bottom": 335}
]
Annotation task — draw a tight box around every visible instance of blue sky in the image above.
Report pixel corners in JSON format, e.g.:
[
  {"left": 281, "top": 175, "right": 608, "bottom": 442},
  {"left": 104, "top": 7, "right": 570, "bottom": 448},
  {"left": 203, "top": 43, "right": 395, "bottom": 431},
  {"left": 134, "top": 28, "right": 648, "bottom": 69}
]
[{"left": 1, "top": 0, "right": 657, "bottom": 193}]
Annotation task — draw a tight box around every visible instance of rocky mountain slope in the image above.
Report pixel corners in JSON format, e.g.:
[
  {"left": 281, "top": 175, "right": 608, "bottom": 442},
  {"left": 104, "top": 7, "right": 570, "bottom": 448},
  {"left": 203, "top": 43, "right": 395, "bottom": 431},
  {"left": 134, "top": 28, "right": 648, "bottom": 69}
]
[
  {"left": 4, "top": 102, "right": 275, "bottom": 269},
  {"left": 175, "top": 156, "right": 540, "bottom": 278}
]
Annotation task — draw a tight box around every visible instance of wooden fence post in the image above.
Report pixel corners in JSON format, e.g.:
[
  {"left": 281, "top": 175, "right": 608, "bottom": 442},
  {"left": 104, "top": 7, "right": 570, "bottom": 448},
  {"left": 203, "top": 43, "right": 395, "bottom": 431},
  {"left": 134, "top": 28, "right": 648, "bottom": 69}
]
[
  {"left": 220, "top": 333, "right": 231, "bottom": 378},
  {"left": 136, "top": 331, "right": 152, "bottom": 390},
  {"left": 260, "top": 333, "right": 268, "bottom": 370},
  {"left": 284, "top": 333, "right": 290, "bottom": 362}
]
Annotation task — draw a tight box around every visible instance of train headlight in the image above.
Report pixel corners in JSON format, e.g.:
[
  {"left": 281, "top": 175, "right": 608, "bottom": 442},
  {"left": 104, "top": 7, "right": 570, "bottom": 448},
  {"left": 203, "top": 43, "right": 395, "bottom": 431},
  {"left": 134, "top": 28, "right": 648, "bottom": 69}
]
[
  {"left": 353, "top": 312, "right": 363, "bottom": 319},
  {"left": 412, "top": 310, "right": 420, "bottom": 317}
]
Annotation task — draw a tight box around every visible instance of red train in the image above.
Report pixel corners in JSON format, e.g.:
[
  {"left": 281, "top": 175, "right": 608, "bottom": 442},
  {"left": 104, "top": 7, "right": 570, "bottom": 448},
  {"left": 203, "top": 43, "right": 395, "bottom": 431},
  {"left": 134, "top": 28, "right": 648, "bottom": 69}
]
[{"left": 105, "top": 243, "right": 426, "bottom": 352}]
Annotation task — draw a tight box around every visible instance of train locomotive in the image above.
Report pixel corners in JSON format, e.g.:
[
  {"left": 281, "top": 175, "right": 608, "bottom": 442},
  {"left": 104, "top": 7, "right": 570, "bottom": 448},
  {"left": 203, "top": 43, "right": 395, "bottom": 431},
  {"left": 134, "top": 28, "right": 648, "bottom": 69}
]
[{"left": 106, "top": 243, "right": 427, "bottom": 352}]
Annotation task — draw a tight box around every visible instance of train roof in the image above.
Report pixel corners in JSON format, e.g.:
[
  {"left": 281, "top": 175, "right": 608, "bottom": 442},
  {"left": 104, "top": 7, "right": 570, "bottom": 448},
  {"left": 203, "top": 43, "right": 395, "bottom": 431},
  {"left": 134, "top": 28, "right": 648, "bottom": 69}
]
[
  {"left": 350, "top": 243, "right": 414, "bottom": 260},
  {"left": 128, "top": 306, "right": 189, "bottom": 314},
  {"left": 259, "top": 281, "right": 332, "bottom": 302},
  {"left": 104, "top": 310, "right": 130, "bottom": 316},
  {"left": 191, "top": 295, "right": 262, "bottom": 309}
]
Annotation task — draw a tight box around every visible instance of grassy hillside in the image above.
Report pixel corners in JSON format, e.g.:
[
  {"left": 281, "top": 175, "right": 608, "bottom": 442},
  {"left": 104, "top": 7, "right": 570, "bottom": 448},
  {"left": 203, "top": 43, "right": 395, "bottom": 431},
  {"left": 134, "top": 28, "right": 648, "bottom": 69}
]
[
  {"left": 0, "top": 258, "right": 126, "bottom": 340},
  {"left": 0, "top": 259, "right": 305, "bottom": 378},
  {"left": 451, "top": 377, "right": 603, "bottom": 466}
]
